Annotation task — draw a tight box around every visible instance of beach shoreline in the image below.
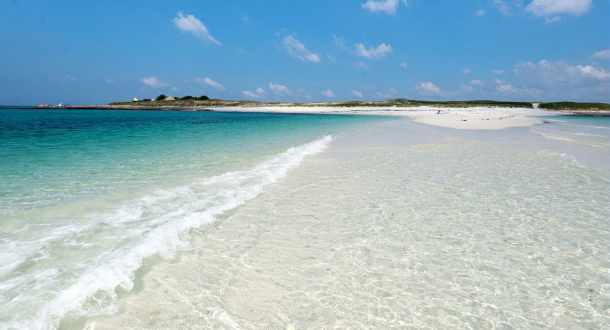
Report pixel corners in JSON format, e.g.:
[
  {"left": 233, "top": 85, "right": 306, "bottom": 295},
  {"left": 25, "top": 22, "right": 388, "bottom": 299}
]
[{"left": 5, "top": 104, "right": 608, "bottom": 129}]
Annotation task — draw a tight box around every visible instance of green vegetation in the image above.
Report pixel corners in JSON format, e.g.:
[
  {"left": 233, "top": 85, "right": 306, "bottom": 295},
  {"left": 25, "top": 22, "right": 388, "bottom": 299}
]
[
  {"left": 538, "top": 102, "right": 610, "bottom": 111},
  {"left": 108, "top": 97, "right": 609, "bottom": 113}
]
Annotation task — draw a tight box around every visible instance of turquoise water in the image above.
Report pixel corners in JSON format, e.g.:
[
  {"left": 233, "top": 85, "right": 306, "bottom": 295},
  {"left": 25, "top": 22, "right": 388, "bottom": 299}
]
[{"left": 0, "top": 109, "right": 389, "bottom": 329}]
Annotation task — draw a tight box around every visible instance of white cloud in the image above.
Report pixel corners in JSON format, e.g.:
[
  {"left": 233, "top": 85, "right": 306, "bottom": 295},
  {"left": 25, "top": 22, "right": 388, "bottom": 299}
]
[
  {"left": 354, "top": 43, "right": 393, "bottom": 60},
  {"left": 416, "top": 82, "right": 441, "bottom": 96},
  {"left": 269, "top": 82, "right": 292, "bottom": 96},
  {"left": 470, "top": 79, "right": 485, "bottom": 85},
  {"left": 376, "top": 91, "right": 392, "bottom": 98},
  {"left": 321, "top": 90, "right": 335, "bottom": 98},
  {"left": 525, "top": 0, "right": 592, "bottom": 17},
  {"left": 242, "top": 87, "right": 266, "bottom": 99},
  {"left": 172, "top": 87, "right": 179, "bottom": 91},
  {"left": 462, "top": 68, "right": 471, "bottom": 74},
  {"left": 592, "top": 49, "right": 610, "bottom": 59},
  {"left": 282, "top": 35, "right": 320, "bottom": 63},
  {"left": 141, "top": 77, "right": 167, "bottom": 88},
  {"left": 514, "top": 59, "right": 610, "bottom": 83},
  {"left": 399, "top": 62, "right": 408, "bottom": 68},
  {"left": 105, "top": 78, "right": 116, "bottom": 84},
  {"left": 492, "top": 69, "right": 506, "bottom": 74},
  {"left": 496, "top": 83, "right": 541, "bottom": 96},
  {"left": 351, "top": 90, "right": 364, "bottom": 98},
  {"left": 475, "top": 9, "right": 486, "bottom": 16},
  {"left": 196, "top": 77, "right": 225, "bottom": 91},
  {"left": 576, "top": 65, "right": 610, "bottom": 80},
  {"left": 511, "top": 59, "right": 609, "bottom": 101},
  {"left": 172, "top": 12, "right": 221, "bottom": 46},
  {"left": 361, "top": 0, "right": 407, "bottom": 15},
  {"left": 327, "top": 54, "right": 337, "bottom": 62},
  {"left": 493, "top": 0, "right": 512, "bottom": 16},
  {"left": 545, "top": 16, "right": 562, "bottom": 24}
]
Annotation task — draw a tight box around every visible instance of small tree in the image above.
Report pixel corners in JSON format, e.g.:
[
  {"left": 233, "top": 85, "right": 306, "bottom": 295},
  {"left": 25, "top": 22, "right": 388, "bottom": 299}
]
[
  {"left": 182, "top": 95, "right": 194, "bottom": 100},
  {"left": 198, "top": 95, "right": 209, "bottom": 100},
  {"left": 156, "top": 94, "right": 166, "bottom": 101}
]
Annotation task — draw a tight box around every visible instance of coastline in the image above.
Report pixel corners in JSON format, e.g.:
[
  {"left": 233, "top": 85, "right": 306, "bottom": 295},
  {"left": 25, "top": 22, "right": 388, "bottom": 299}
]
[{"left": 3, "top": 104, "right": 608, "bottom": 130}]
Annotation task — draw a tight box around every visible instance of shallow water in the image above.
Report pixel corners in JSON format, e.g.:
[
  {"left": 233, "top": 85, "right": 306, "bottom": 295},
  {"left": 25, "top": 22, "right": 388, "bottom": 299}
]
[
  {"left": 0, "top": 110, "right": 387, "bottom": 329},
  {"left": 87, "top": 116, "right": 609, "bottom": 330},
  {"left": 1, "top": 112, "right": 608, "bottom": 329}
]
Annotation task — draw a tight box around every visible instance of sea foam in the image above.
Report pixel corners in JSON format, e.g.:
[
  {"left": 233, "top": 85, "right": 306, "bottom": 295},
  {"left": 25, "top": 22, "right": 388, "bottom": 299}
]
[{"left": 5, "top": 136, "right": 332, "bottom": 330}]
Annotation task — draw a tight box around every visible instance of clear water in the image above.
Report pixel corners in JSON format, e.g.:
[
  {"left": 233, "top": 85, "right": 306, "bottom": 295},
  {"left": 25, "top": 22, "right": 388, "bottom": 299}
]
[
  {"left": 0, "top": 109, "right": 389, "bottom": 329},
  {"left": 1, "top": 111, "right": 608, "bottom": 330},
  {"left": 90, "top": 115, "right": 609, "bottom": 330}
]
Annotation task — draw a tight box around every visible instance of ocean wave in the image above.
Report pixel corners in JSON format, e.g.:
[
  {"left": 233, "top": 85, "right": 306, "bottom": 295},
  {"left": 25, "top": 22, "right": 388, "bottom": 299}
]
[{"left": 2, "top": 135, "right": 332, "bottom": 330}]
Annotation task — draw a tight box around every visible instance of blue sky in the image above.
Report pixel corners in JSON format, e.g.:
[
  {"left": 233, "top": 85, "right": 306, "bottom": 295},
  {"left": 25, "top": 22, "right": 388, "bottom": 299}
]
[{"left": 1, "top": 0, "right": 609, "bottom": 105}]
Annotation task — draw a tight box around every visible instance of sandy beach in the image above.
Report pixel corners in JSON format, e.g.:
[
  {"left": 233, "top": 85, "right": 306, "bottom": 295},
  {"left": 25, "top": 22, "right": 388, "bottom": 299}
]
[{"left": 210, "top": 106, "right": 555, "bottom": 130}]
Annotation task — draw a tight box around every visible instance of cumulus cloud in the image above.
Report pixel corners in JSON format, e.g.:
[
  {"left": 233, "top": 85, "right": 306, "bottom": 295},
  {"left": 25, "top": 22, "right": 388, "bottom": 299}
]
[
  {"left": 361, "top": 0, "right": 407, "bottom": 15},
  {"left": 173, "top": 12, "right": 221, "bottom": 45},
  {"left": 470, "top": 79, "right": 485, "bottom": 85},
  {"left": 416, "top": 82, "right": 441, "bottom": 96},
  {"left": 525, "top": 0, "right": 592, "bottom": 17},
  {"left": 282, "top": 35, "right": 320, "bottom": 63},
  {"left": 576, "top": 65, "right": 610, "bottom": 80},
  {"left": 351, "top": 90, "right": 364, "bottom": 98},
  {"left": 462, "top": 68, "right": 471, "bottom": 74},
  {"left": 321, "top": 90, "right": 335, "bottom": 98},
  {"left": 511, "top": 59, "right": 609, "bottom": 101},
  {"left": 269, "top": 82, "right": 292, "bottom": 96},
  {"left": 141, "top": 77, "right": 167, "bottom": 88},
  {"left": 399, "top": 62, "right": 408, "bottom": 68},
  {"left": 243, "top": 87, "right": 266, "bottom": 99},
  {"left": 514, "top": 59, "right": 610, "bottom": 83},
  {"left": 475, "top": 9, "right": 486, "bottom": 16},
  {"left": 492, "top": 69, "right": 506, "bottom": 74},
  {"left": 354, "top": 43, "right": 393, "bottom": 60},
  {"left": 592, "top": 49, "right": 610, "bottom": 59},
  {"left": 196, "top": 77, "right": 225, "bottom": 91}
]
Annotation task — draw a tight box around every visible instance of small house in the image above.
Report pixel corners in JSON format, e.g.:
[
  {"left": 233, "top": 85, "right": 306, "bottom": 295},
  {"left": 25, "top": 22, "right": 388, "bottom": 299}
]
[
  {"left": 132, "top": 98, "right": 139, "bottom": 102},
  {"left": 165, "top": 95, "right": 175, "bottom": 101}
]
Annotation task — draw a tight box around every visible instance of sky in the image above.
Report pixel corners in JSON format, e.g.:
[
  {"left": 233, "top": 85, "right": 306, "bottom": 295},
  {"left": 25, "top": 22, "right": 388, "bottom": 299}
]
[{"left": 0, "top": 0, "right": 609, "bottom": 105}]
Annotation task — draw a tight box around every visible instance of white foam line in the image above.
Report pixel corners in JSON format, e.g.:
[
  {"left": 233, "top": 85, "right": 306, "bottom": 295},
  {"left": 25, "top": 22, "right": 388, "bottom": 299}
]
[{"left": 8, "top": 135, "right": 332, "bottom": 330}]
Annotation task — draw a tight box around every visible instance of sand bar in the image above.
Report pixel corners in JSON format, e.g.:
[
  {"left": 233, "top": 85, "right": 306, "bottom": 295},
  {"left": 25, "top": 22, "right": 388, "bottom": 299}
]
[{"left": 210, "top": 106, "right": 556, "bottom": 130}]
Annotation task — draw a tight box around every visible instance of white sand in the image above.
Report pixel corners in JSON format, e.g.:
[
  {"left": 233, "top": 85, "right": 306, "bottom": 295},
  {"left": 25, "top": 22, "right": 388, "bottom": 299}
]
[{"left": 210, "top": 106, "right": 559, "bottom": 130}]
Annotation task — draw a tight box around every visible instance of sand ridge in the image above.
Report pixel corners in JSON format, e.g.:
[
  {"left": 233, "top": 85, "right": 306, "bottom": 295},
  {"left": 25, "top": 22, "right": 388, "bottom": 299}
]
[{"left": 209, "top": 106, "right": 557, "bottom": 130}]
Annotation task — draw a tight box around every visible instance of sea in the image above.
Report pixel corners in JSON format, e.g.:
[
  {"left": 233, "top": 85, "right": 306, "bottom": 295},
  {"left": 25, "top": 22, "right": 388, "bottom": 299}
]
[{"left": 0, "top": 109, "right": 608, "bottom": 329}]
